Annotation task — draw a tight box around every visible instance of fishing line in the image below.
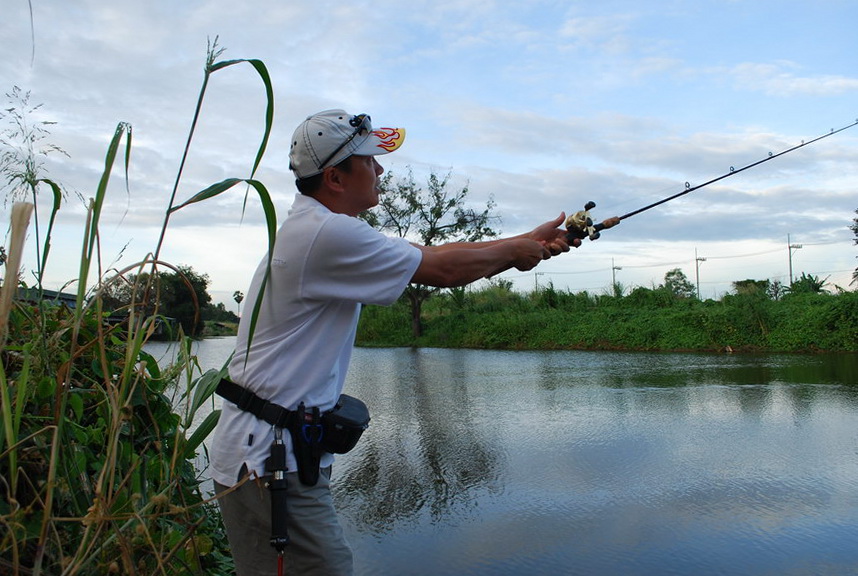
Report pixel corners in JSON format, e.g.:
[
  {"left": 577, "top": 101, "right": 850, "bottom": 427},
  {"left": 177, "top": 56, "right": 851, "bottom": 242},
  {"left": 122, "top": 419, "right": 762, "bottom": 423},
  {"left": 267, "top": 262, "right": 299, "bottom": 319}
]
[
  {"left": 565, "top": 119, "right": 858, "bottom": 241},
  {"left": 619, "top": 120, "right": 858, "bottom": 221}
]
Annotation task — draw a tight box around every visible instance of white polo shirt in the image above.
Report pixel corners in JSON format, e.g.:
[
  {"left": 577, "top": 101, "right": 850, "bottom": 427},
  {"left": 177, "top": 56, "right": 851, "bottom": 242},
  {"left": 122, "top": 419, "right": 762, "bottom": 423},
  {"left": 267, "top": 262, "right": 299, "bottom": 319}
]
[{"left": 210, "top": 193, "right": 422, "bottom": 486}]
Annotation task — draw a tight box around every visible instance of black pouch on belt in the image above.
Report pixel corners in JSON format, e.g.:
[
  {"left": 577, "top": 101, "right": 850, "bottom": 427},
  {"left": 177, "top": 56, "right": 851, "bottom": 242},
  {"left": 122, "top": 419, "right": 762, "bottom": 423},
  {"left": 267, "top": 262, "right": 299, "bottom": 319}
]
[
  {"left": 320, "top": 394, "right": 370, "bottom": 454},
  {"left": 288, "top": 402, "right": 324, "bottom": 486}
]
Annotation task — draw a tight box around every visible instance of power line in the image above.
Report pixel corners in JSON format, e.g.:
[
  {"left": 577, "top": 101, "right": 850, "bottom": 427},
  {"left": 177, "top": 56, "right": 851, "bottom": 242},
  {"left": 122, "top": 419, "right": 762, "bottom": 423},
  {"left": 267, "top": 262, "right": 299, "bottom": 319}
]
[{"left": 704, "top": 247, "right": 783, "bottom": 260}]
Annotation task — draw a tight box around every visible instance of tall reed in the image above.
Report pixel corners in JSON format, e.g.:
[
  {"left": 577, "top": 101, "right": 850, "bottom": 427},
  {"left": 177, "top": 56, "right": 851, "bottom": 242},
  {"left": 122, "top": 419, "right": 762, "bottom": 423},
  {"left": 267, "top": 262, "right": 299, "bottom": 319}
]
[{"left": 1, "top": 39, "right": 276, "bottom": 575}]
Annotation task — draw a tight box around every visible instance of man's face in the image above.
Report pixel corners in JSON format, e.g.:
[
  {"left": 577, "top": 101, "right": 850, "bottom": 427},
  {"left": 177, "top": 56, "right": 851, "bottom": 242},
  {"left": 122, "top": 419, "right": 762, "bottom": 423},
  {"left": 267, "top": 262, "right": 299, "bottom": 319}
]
[{"left": 338, "top": 155, "right": 384, "bottom": 216}]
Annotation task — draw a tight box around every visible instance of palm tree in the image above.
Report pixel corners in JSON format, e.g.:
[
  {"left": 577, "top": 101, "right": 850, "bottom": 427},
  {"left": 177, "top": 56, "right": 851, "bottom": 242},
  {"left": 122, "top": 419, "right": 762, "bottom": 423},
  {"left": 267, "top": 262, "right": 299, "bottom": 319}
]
[{"left": 233, "top": 290, "right": 244, "bottom": 316}]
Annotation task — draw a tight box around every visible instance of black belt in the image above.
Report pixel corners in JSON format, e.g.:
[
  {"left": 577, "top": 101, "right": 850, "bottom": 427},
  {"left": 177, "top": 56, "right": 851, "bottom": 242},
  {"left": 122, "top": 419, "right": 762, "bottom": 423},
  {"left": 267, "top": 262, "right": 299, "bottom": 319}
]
[{"left": 216, "top": 378, "right": 297, "bottom": 429}]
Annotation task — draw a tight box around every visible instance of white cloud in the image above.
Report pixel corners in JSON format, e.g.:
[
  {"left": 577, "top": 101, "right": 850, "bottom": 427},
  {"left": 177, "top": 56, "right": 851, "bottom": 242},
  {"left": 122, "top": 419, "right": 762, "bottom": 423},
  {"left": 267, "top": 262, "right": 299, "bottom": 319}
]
[{"left": 731, "top": 62, "right": 858, "bottom": 96}]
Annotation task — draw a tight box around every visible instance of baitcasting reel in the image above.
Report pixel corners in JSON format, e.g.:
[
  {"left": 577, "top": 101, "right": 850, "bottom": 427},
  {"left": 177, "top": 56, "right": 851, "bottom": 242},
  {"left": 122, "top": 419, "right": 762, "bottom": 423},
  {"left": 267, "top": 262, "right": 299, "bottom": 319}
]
[{"left": 565, "top": 201, "right": 620, "bottom": 242}]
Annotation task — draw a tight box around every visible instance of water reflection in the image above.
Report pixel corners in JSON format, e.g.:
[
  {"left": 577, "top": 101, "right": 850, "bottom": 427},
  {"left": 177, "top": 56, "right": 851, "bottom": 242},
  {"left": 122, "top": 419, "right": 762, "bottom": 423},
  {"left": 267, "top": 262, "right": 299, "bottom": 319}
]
[
  {"left": 336, "top": 349, "right": 502, "bottom": 533},
  {"left": 147, "top": 340, "right": 858, "bottom": 575},
  {"left": 334, "top": 349, "right": 858, "bottom": 576}
]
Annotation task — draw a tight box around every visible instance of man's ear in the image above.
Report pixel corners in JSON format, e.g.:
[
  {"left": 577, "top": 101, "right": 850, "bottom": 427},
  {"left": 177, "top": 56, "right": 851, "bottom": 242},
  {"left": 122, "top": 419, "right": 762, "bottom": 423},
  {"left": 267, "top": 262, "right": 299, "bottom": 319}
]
[{"left": 322, "top": 166, "right": 347, "bottom": 194}]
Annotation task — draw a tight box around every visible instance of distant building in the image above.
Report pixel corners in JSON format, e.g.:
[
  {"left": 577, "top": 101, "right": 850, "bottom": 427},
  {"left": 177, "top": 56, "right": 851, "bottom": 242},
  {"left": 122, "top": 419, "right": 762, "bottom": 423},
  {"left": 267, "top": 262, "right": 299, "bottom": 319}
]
[
  {"left": 16, "top": 287, "right": 78, "bottom": 308},
  {"left": 15, "top": 286, "right": 179, "bottom": 340}
]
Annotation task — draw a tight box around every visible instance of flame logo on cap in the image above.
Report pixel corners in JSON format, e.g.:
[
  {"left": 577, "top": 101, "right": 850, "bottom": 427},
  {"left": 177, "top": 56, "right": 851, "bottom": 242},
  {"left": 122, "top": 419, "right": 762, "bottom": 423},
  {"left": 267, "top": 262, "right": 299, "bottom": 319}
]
[{"left": 373, "top": 127, "right": 405, "bottom": 152}]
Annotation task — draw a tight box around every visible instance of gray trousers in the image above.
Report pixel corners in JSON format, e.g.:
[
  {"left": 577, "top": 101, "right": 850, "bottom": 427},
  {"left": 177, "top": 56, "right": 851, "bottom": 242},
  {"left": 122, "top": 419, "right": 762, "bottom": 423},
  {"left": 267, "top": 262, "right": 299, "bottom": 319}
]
[{"left": 214, "top": 467, "right": 353, "bottom": 576}]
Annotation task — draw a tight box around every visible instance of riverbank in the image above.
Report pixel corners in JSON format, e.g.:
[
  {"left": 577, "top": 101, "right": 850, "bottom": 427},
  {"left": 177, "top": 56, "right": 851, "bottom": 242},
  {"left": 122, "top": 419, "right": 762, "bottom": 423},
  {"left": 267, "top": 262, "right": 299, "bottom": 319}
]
[
  {"left": 356, "top": 288, "right": 858, "bottom": 353},
  {"left": 201, "top": 320, "right": 239, "bottom": 338},
  {"left": 198, "top": 290, "right": 857, "bottom": 353}
]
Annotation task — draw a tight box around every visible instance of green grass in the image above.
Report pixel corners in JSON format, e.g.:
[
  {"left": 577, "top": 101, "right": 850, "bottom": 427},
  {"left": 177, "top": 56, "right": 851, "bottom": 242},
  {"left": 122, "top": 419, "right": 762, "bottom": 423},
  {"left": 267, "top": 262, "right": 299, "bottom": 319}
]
[{"left": 357, "top": 286, "right": 858, "bottom": 353}]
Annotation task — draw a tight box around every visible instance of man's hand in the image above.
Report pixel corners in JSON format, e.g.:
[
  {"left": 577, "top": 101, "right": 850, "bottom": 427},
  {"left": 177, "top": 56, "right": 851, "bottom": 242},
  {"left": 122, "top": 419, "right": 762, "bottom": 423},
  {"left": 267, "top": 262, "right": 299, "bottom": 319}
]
[
  {"left": 509, "top": 238, "right": 551, "bottom": 271},
  {"left": 528, "top": 212, "right": 579, "bottom": 256}
]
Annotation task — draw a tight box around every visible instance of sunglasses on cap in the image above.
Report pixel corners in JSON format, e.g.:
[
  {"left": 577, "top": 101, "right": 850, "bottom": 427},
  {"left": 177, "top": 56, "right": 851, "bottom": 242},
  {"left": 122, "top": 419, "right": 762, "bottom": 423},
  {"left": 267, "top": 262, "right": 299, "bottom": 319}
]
[{"left": 318, "top": 114, "right": 371, "bottom": 170}]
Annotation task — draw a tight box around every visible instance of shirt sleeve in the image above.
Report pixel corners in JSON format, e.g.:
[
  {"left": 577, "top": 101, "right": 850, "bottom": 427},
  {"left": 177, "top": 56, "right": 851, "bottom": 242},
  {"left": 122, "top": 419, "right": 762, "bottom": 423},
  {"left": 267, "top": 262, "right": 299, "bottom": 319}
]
[{"left": 303, "top": 214, "right": 422, "bottom": 305}]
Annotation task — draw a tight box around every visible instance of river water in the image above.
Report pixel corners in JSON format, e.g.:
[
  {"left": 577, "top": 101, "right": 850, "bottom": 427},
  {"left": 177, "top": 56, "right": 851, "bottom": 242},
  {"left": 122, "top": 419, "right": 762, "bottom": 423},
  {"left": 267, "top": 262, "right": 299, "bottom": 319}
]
[{"left": 146, "top": 338, "right": 858, "bottom": 576}]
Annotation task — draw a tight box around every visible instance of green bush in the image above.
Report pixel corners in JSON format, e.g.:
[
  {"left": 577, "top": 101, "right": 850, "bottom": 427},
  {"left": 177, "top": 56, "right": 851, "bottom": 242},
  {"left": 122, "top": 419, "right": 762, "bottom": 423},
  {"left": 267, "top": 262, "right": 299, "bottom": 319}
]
[{"left": 357, "top": 283, "right": 857, "bottom": 352}]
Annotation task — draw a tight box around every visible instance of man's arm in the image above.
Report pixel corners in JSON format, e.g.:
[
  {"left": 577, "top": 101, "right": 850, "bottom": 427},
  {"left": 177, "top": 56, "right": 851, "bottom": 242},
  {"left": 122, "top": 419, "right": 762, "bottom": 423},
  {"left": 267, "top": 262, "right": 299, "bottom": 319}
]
[{"left": 410, "top": 213, "right": 576, "bottom": 288}]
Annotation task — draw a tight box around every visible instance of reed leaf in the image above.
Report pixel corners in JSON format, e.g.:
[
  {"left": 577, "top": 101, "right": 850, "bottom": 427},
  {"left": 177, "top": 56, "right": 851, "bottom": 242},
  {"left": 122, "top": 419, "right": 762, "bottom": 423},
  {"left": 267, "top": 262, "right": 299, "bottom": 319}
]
[
  {"left": 170, "top": 177, "right": 277, "bottom": 359},
  {"left": 32, "top": 177, "right": 62, "bottom": 283},
  {"left": 0, "top": 364, "right": 15, "bottom": 493},
  {"left": 76, "top": 122, "right": 132, "bottom": 312},
  {"left": 186, "top": 365, "right": 228, "bottom": 429},
  {"left": 184, "top": 410, "right": 220, "bottom": 459},
  {"left": 207, "top": 58, "right": 273, "bottom": 182},
  {"left": 155, "top": 41, "right": 273, "bottom": 256}
]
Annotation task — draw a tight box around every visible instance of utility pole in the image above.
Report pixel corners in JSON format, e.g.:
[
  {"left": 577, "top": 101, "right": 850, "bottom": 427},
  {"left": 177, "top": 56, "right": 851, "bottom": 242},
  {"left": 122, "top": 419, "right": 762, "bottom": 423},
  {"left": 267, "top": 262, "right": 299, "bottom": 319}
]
[
  {"left": 611, "top": 258, "right": 622, "bottom": 286},
  {"left": 534, "top": 272, "right": 544, "bottom": 291},
  {"left": 788, "top": 234, "right": 803, "bottom": 285},
  {"left": 695, "top": 248, "right": 706, "bottom": 300}
]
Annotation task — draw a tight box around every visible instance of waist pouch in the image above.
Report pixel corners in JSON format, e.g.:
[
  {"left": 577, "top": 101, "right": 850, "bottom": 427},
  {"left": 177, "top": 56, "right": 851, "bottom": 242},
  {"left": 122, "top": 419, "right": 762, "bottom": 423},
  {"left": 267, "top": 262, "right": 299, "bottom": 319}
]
[
  {"left": 287, "top": 395, "right": 370, "bottom": 485},
  {"left": 216, "top": 379, "right": 370, "bottom": 485},
  {"left": 321, "top": 394, "right": 371, "bottom": 454}
]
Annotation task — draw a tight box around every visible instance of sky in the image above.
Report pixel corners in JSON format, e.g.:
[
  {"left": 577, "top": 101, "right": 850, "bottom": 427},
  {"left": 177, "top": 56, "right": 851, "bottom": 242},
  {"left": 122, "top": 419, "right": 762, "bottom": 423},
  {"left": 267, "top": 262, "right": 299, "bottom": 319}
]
[{"left": 2, "top": 0, "right": 857, "bottom": 311}]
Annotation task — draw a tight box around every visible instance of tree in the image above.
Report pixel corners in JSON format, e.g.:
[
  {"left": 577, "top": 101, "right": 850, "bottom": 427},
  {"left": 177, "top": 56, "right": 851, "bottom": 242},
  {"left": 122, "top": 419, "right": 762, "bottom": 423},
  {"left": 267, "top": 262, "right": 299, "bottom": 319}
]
[
  {"left": 733, "top": 279, "right": 770, "bottom": 296},
  {"left": 663, "top": 268, "right": 696, "bottom": 299},
  {"left": 610, "top": 281, "right": 626, "bottom": 299},
  {"left": 233, "top": 290, "right": 244, "bottom": 315},
  {"left": 154, "top": 265, "right": 212, "bottom": 335},
  {"left": 202, "top": 301, "right": 240, "bottom": 323},
  {"left": 360, "top": 168, "right": 499, "bottom": 337},
  {"left": 788, "top": 272, "right": 828, "bottom": 294},
  {"left": 102, "top": 264, "right": 212, "bottom": 337},
  {"left": 767, "top": 279, "right": 786, "bottom": 301}
]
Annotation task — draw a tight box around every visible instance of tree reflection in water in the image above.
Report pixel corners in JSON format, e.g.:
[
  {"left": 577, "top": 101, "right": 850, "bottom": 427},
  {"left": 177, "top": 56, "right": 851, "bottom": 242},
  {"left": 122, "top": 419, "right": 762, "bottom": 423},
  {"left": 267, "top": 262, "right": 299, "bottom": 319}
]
[{"left": 334, "top": 348, "right": 501, "bottom": 533}]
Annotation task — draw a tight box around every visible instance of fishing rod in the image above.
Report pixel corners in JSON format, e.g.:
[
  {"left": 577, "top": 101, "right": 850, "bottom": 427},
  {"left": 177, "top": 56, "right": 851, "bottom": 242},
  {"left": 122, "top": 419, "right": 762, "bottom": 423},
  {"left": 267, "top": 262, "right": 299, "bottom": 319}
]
[{"left": 564, "top": 119, "right": 858, "bottom": 242}]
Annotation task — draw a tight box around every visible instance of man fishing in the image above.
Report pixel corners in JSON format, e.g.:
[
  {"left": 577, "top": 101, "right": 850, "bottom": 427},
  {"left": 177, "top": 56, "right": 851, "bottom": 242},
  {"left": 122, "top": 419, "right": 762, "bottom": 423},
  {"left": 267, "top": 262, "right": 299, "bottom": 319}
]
[{"left": 210, "top": 109, "right": 577, "bottom": 575}]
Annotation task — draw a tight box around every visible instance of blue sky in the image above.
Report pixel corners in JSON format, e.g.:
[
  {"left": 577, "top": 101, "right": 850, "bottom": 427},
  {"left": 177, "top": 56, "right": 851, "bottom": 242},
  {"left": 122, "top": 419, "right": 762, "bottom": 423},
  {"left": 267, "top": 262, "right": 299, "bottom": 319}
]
[{"left": 2, "top": 0, "right": 856, "bottom": 308}]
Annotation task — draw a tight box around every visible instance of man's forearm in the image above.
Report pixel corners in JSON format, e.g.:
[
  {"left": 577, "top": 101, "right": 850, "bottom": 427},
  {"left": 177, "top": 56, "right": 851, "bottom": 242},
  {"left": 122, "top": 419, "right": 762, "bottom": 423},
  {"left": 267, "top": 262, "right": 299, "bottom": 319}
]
[
  {"left": 414, "top": 234, "right": 527, "bottom": 254},
  {"left": 412, "top": 239, "right": 546, "bottom": 287}
]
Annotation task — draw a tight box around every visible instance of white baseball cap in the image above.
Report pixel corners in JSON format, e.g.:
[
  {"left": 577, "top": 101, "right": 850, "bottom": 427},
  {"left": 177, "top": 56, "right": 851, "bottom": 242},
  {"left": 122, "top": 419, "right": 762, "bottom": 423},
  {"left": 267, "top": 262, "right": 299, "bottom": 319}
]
[{"left": 289, "top": 109, "right": 406, "bottom": 179}]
